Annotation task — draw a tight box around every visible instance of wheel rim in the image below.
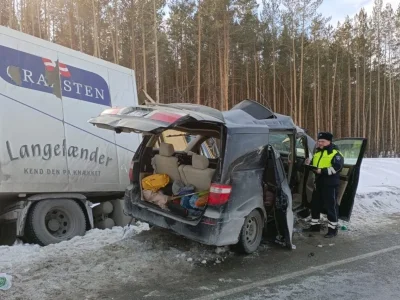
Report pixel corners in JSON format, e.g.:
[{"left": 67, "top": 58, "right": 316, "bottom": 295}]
[
  {"left": 45, "top": 208, "right": 73, "bottom": 238},
  {"left": 245, "top": 216, "right": 259, "bottom": 246}
]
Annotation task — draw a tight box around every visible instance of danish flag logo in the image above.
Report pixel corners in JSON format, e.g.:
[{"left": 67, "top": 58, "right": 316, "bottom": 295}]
[{"left": 42, "top": 58, "right": 71, "bottom": 78}]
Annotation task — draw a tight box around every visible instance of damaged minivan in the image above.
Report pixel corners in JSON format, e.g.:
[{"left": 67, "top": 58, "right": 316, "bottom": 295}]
[{"left": 88, "top": 100, "right": 367, "bottom": 254}]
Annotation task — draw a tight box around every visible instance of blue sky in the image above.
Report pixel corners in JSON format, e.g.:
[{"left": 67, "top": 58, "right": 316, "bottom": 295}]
[
  {"left": 256, "top": 0, "right": 400, "bottom": 25},
  {"left": 163, "top": 0, "right": 400, "bottom": 25},
  {"left": 318, "top": 0, "right": 400, "bottom": 25}
]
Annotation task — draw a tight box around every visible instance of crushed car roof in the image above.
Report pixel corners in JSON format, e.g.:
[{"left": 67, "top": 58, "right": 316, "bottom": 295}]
[{"left": 223, "top": 101, "right": 296, "bottom": 130}]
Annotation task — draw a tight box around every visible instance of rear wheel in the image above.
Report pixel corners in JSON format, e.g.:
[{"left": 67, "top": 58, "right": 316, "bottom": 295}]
[
  {"left": 25, "top": 199, "right": 87, "bottom": 246},
  {"left": 236, "top": 210, "right": 264, "bottom": 254}
]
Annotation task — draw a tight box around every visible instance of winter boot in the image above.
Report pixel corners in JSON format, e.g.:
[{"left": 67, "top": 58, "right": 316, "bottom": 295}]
[
  {"left": 303, "top": 224, "right": 321, "bottom": 233},
  {"left": 324, "top": 227, "right": 338, "bottom": 238},
  {"left": 297, "top": 208, "right": 311, "bottom": 219}
]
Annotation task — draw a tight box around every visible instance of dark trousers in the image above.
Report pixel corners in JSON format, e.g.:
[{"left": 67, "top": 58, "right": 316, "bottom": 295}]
[{"left": 310, "top": 182, "right": 339, "bottom": 229}]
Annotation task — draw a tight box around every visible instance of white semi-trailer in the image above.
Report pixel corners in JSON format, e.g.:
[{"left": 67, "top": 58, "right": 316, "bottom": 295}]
[{"left": 0, "top": 26, "right": 140, "bottom": 246}]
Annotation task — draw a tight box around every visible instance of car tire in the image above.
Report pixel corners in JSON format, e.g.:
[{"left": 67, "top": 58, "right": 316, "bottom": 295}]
[
  {"left": 25, "top": 199, "right": 87, "bottom": 246},
  {"left": 236, "top": 209, "right": 264, "bottom": 254}
]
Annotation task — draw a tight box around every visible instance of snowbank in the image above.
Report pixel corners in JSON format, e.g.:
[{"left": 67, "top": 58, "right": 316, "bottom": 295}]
[
  {"left": 358, "top": 158, "right": 400, "bottom": 194},
  {"left": 340, "top": 158, "right": 400, "bottom": 232},
  {"left": 0, "top": 222, "right": 230, "bottom": 300}
]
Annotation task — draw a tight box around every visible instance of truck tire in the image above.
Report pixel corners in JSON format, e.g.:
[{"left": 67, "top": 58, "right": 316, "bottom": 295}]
[
  {"left": 236, "top": 210, "right": 264, "bottom": 254},
  {"left": 25, "top": 199, "right": 87, "bottom": 246}
]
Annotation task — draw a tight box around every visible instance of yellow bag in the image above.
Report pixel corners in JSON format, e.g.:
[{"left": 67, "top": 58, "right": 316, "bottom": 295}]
[{"left": 142, "top": 174, "right": 170, "bottom": 192}]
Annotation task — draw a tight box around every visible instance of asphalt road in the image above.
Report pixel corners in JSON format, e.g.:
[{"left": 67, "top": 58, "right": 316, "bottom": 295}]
[{"left": 108, "top": 219, "right": 400, "bottom": 300}]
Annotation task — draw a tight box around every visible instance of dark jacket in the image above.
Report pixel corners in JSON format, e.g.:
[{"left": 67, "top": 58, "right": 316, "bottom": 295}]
[{"left": 312, "top": 143, "right": 344, "bottom": 186}]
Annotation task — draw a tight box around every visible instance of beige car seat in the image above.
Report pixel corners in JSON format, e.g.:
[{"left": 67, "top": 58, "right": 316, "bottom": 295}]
[
  {"left": 179, "top": 154, "right": 215, "bottom": 191},
  {"left": 153, "top": 143, "right": 181, "bottom": 182}
]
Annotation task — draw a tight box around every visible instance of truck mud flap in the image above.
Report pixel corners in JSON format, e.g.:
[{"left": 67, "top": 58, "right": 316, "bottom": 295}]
[{"left": 0, "top": 221, "right": 17, "bottom": 246}]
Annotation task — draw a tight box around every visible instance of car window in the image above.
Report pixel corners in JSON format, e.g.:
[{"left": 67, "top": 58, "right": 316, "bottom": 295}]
[
  {"left": 153, "top": 129, "right": 192, "bottom": 152},
  {"left": 271, "top": 134, "right": 309, "bottom": 159},
  {"left": 199, "top": 138, "right": 220, "bottom": 159},
  {"left": 269, "top": 132, "right": 295, "bottom": 181},
  {"left": 296, "top": 138, "right": 306, "bottom": 158},
  {"left": 269, "top": 134, "right": 291, "bottom": 153},
  {"left": 334, "top": 139, "right": 364, "bottom": 166}
]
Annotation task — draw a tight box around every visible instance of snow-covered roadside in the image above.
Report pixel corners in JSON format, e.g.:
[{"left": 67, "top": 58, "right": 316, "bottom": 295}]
[
  {"left": 1, "top": 158, "right": 400, "bottom": 299},
  {"left": 357, "top": 158, "right": 400, "bottom": 194},
  {"left": 339, "top": 158, "right": 400, "bottom": 233},
  {"left": 0, "top": 223, "right": 156, "bottom": 299},
  {"left": 0, "top": 222, "right": 230, "bottom": 300}
]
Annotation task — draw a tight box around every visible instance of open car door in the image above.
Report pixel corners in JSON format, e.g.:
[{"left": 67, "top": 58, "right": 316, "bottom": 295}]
[
  {"left": 334, "top": 138, "right": 368, "bottom": 221},
  {"left": 293, "top": 132, "right": 315, "bottom": 207},
  {"left": 268, "top": 145, "right": 294, "bottom": 250},
  {"left": 298, "top": 132, "right": 316, "bottom": 207}
]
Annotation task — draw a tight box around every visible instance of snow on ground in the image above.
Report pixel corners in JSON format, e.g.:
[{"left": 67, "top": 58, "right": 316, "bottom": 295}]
[
  {"left": 233, "top": 267, "right": 400, "bottom": 300},
  {"left": 1, "top": 158, "right": 400, "bottom": 299},
  {"left": 357, "top": 158, "right": 400, "bottom": 194},
  {"left": 0, "top": 222, "right": 231, "bottom": 300},
  {"left": 341, "top": 158, "right": 400, "bottom": 232},
  {"left": 234, "top": 271, "right": 371, "bottom": 300}
]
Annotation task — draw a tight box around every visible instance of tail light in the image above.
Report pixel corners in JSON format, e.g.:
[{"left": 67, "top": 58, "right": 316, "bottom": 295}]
[
  {"left": 208, "top": 184, "right": 232, "bottom": 206},
  {"left": 129, "top": 161, "right": 134, "bottom": 182}
]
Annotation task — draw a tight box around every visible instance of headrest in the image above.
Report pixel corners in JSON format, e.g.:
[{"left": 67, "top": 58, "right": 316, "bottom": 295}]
[
  {"left": 159, "top": 143, "right": 174, "bottom": 157},
  {"left": 192, "top": 154, "right": 209, "bottom": 170}
]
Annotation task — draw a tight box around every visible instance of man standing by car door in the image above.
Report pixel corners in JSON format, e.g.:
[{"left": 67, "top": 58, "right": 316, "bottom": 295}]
[{"left": 305, "top": 132, "right": 344, "bottom": 238}]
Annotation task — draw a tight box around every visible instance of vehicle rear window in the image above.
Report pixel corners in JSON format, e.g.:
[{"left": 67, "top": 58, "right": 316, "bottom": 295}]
[{"left": 153, "top": 129, "right": 192, "bottom": 152}]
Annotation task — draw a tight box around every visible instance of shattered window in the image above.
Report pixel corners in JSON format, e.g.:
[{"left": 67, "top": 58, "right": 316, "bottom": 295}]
[
  {"left": 268, "top": 134, "right": 291, "bottom": 154},
  {"left": 269, "top": 132, "right": 294, "bottom": 181}
]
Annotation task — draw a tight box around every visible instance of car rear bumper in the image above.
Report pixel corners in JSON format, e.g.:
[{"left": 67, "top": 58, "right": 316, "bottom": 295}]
[{"left": 129, "top": 204, "right": 244, "bottom": 247}]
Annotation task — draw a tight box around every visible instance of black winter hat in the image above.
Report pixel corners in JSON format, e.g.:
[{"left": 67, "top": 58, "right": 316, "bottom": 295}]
[{"left": 317, "top": 131, "right": 333, "bottom": 141}]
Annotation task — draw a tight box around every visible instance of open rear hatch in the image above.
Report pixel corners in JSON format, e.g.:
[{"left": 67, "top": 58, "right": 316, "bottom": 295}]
[
  {"left": 89, "top": 104, "right": 226, "bottom": 223},
  {"left": 88, "top": 104, "right": 225, "bottom": 134}
]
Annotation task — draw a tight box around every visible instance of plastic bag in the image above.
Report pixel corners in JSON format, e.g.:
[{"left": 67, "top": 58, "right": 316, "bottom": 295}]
[
  {"left": 142, "top": 174, "right": 170, "bottom": 192},
  {"left": 143, "top": 190, "right": 169, "bottom": 209},
  {"left": 195, "top": 195, "right": 208, "bottom": 207},
  {"left": 0, "top": 273, "right": 12, "bottom": 291}
]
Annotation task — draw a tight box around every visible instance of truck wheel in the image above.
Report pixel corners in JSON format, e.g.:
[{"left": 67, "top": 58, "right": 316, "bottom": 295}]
[
  {"left": 25, "top": 199, "right": 87, "bottom": 246},
  {"left": 236, "top": 210, "right": 264, "bottom": 254}
]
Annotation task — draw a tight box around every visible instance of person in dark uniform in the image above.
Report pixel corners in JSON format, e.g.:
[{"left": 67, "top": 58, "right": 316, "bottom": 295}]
[{"left": 305, "top": 132, "right": 344, "bottom": 238}]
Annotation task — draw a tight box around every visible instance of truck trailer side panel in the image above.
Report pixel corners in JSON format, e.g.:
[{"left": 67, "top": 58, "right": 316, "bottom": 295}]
[{"left": 0, "top": 26, "right": 140, "bottom": 195}]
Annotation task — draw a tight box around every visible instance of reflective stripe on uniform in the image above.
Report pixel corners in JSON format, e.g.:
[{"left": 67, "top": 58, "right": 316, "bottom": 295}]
[
  {"left": 328, "top": 221, "right": 338, "bottom": 229},
  {"left": 327, "top": 167, "right": 336, "bottom": 175},
  {"left": 311, "top": 219, "right": 320, "bottom": 225}
]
